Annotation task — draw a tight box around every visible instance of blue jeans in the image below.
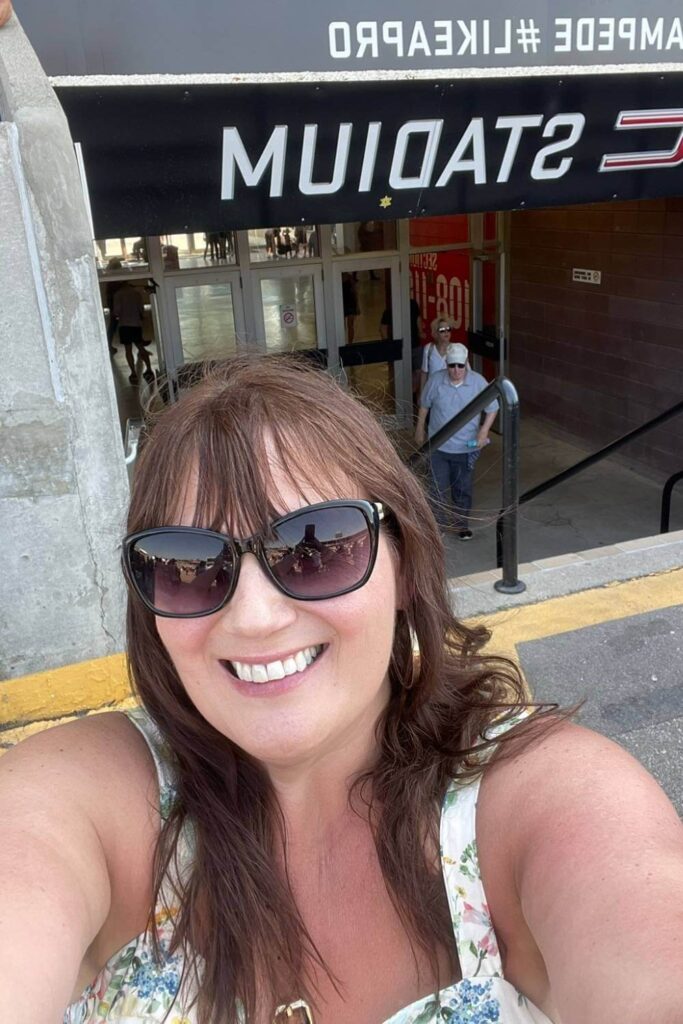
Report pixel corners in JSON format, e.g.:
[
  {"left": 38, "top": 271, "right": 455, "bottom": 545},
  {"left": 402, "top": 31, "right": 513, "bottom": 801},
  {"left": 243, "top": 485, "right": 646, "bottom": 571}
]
[{"left": 429, "top": 450, "right": 474, "bottom": 530}]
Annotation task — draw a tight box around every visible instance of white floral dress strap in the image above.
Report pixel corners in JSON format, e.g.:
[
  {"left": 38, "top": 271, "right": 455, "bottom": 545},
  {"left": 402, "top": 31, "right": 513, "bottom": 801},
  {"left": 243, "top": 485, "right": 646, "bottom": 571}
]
[
  {"left": 441, "top": 712, "right": 531, "bottom": 980},
  {"left": 440, "top": 774, "right": 503, "bottom": 980},
  {"left": 125, "top": 706, "right": 177, "bottom": 821}
]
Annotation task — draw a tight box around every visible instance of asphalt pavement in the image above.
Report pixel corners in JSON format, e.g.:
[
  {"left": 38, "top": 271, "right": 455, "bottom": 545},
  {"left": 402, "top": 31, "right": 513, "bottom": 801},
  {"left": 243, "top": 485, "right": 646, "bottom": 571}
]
[{"left": 517, "top": 605, "right": 683, "bottom": 814}]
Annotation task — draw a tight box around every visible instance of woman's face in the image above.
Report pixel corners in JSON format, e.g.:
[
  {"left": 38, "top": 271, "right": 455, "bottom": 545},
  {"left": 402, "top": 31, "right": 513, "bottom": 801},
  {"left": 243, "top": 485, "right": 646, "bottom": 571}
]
[
  {"left": 433, "top": 320, "right": 452, "bottom": 344},
  {"left": 155, "top": 463, "right": 399, "bottom": 775}
]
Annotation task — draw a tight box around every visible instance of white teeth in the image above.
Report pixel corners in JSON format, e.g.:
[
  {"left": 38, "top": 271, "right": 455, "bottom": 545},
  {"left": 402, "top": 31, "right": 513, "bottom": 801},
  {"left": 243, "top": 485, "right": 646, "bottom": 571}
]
[
  {"left": 229, "top": 645, "right": 322, "bottom": 683},
  {"left": 234, "top": 661, "right": 252, "bottom": 682}
]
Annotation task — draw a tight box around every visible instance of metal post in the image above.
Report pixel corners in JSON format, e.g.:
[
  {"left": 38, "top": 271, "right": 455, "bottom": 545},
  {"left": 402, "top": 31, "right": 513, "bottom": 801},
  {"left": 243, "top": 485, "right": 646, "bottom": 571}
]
[
  {"left": 660, "top": 471, "right": 683, "bottom": 533},
  {"left": 494, "top": 378, "right": 525, "bottom": 594},
  {"left": 498, "top": 250, "right": 507, "bottom": 378}
]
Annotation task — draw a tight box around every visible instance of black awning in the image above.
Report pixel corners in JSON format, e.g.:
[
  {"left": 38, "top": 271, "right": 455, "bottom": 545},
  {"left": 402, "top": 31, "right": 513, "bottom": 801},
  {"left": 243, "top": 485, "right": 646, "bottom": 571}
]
[{"left": 56, "top": 73, "right": 683, "bottom": 237}]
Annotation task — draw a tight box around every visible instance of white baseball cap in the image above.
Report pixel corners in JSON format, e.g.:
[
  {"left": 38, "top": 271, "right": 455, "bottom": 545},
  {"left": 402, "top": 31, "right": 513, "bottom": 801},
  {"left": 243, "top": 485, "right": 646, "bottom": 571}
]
[{"left": 446, "top": 343, "right": 468, "bottom": 365}]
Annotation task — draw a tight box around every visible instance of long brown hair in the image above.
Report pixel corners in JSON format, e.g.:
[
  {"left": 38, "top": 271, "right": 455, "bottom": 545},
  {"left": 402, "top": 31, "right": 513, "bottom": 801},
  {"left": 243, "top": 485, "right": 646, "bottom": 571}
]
[{"left": 126, "top": 355, "right": 550, "bottom": 1023}]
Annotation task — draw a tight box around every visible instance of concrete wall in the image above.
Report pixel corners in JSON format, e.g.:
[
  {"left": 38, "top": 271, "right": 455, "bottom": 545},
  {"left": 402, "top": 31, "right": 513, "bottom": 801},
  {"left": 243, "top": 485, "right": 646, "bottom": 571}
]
[
  {"left": 0, "top": 14, "right": 129, "bottom": 680},
  {"left": 508, "top": 199, "right": 683, "bottom": 480}
]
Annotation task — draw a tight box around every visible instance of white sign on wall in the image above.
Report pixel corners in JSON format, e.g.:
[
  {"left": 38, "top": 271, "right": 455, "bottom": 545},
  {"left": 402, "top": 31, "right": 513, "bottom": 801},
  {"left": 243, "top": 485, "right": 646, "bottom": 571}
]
[
  {"left": 572, "top": 268, "right": 602, "bottom": 284},
  {"left": 280, "top": 303, "right": 298, "bottom": 328}
]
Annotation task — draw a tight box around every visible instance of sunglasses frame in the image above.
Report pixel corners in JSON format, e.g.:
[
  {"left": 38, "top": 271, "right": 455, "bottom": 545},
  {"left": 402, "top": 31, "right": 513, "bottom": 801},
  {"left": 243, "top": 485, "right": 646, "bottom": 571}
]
[
  {"left": 447, "top": 362, "right": 466, "bottom": 369},
  {"left": 122, "top": 499, "right": 386, "bottom": 619}
]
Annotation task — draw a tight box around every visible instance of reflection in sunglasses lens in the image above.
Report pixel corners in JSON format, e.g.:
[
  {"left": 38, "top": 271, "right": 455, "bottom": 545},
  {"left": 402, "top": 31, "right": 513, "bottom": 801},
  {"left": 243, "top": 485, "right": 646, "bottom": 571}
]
[
  {"left": 130, "top": 532, "right": 234, "bottom": 615},
  {"left": 267, "top": 507, "right": 372, "bottom": 598}
]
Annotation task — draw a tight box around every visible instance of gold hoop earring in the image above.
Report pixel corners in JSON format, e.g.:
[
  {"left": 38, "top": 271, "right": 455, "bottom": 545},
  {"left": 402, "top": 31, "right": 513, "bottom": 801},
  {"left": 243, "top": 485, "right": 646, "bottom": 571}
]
[{"left": 273, "top": 999, "right": 314, "bottom": 1024}]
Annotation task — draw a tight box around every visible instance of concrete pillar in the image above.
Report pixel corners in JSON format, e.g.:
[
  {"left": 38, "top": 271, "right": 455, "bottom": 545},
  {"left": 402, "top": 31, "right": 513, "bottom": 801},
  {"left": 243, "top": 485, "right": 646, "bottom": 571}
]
[{"left": 0, "top": 13, "right": 129, "bottom": 679}]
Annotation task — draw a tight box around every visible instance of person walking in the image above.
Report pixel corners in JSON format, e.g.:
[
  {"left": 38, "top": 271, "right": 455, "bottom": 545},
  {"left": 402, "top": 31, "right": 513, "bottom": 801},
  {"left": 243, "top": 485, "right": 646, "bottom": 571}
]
[
  {"left": 418, "top": 316, "right": 457, "bottom": 401},
  {"left": 415, "top": 342, "right": 498, "bottom": 539},
  {"left": 112, "top": 280, "right": 154, "bottom": 385}
]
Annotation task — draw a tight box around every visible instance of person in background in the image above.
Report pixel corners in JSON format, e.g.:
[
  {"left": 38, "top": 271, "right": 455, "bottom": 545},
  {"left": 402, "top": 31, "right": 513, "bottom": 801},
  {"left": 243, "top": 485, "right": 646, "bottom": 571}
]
[
  {"left": 112, "top": 279, "right": 154, "bottom": 385},
  {"left": 419, "top": 316, "right": 457, "bottom": 401},
  {"left": 132, "top": 238, "right": 147, "bottom": 261},
  {"left": 415, "top": 341, "right": 498, "bottom": 540},
  {"left": 342, "top": 272, "right": 359, "bottom": 343},
  {"left": 294, "top": 225, "right": 307, "bottom": 256},
  {"left": 103, "top": 258, "right": 124, "bottom": 355}
]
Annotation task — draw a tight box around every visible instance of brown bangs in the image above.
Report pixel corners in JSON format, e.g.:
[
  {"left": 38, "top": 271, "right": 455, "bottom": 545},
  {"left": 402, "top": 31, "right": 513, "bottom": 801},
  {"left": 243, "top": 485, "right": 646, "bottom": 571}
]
[{"left": 127, "top": 355, "right": 402, "bottom": 541}]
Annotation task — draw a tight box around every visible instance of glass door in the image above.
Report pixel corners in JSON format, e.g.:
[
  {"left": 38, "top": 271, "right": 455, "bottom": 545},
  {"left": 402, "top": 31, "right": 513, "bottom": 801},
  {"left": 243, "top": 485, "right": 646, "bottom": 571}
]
[
  {"left": 170, "top": 270, "right": 246, "bottom": 366},
  {"left": 251, "top": 263, "right": 326, "bottom": 356},
  {"left": 332, "top": 257, "right": 406, "bottom": 419},
  {"left": 470, "top": 251, "right": 503, "bottom": 379}
]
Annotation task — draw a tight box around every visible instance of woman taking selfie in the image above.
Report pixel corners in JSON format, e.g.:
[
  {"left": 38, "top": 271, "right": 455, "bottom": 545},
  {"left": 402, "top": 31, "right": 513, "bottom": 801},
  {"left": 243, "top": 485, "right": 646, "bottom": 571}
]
[{"left": 1, "top": 356, "right": 681, "bottom": 1024}]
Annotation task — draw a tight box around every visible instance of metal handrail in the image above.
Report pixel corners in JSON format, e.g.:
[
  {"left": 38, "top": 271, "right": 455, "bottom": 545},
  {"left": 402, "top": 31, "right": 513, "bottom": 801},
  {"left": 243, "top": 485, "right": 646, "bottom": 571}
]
[
  {"left": 124, "top": 417, "right": 142, "bottom": 470},
  {"left": 410, "top": 377, "right": 525, "bottom": 594},
  {"left": 661, "top": 470, "right": 683, "bottom": 533},
  {"left": 495, "top": 396, "right": 683, "bottom": 564}
]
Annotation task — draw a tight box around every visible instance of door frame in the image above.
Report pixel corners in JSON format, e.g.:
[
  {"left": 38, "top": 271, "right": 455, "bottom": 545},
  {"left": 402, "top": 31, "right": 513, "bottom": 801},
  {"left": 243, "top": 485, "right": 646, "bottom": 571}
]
[
  {"left": 164, "top": 268, "right": 247, "bottom": 374},
  {"left": 330, "top": 254, "right": 409, "bottom": 422},
  {"left": 248, "top": 261, "right": 327, "bottom": 355}
]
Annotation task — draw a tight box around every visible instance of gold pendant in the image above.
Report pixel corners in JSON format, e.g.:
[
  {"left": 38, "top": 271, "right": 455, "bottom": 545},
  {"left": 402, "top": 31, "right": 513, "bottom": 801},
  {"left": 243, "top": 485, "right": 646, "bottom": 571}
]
[{"left": 273, "top": 998, "right": 314, "bottom": 1024}]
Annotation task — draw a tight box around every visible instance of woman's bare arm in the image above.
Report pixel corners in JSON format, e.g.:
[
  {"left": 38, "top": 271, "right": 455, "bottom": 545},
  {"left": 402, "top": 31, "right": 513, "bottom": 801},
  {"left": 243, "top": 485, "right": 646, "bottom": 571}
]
[
  {"left": 483, "top": 722, "right": 683, "bottom": 1023},
  {"left": 0, "top": 712, "right": 158, "bottom": 1022}
]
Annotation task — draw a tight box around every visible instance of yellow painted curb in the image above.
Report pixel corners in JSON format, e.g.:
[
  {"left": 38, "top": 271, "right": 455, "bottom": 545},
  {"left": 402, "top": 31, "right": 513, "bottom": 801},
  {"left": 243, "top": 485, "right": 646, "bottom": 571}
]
[
  {"left": 0, "top": 698, "right": 139, "bottom": 750},
  {"left": 0, "top": 653, "right": 132, "bottom": 730},
  {"left": 479, "top": 566, "right": 683, "bottom": 660}
]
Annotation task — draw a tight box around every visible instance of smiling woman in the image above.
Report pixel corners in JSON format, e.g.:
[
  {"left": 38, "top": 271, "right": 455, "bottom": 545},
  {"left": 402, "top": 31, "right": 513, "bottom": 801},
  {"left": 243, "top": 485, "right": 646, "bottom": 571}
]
[{"left": 1, "top": 355, "right": 682, "bottom": 1024}]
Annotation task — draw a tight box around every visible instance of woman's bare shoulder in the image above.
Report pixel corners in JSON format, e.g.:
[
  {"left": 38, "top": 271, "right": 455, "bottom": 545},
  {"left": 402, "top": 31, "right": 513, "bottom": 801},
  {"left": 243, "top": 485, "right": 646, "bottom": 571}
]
[
  {"left": 478, "top": 716, "right": 680, "bottom": 854},
  {"left": 0, "top": 710, "right": 160, "bottom": 840},
  {"left": 2, "top": 708, "right": 154, "bottom": 767},
  {"left": 477, "top": 719, "right": 683, "bottom": 1021},
  {"left": 482, "top": 717, "right": 677, "bottom": 819}
]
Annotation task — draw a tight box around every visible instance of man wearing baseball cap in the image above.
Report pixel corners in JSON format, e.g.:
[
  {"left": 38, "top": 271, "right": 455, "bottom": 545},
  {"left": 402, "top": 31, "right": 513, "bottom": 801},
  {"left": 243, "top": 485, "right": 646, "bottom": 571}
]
[{"left": 415, "top": 342, "right": 498, "bottom": 540}]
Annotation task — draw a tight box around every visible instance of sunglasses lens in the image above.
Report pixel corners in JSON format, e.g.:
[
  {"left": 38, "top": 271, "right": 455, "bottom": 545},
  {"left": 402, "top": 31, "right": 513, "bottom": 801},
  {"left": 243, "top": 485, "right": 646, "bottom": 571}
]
[
  {"left": 127, "top": 531, "right": 235, "bottom": 616},
  {"left": 265, "top": 505, "right": 374, "bottom": 599}
]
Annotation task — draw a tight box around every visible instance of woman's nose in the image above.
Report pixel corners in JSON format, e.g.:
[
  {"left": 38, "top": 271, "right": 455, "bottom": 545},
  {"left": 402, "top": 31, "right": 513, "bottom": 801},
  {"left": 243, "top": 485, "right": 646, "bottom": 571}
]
[{"left": 216, "top": 553, "right": 297, "bottom": 636}]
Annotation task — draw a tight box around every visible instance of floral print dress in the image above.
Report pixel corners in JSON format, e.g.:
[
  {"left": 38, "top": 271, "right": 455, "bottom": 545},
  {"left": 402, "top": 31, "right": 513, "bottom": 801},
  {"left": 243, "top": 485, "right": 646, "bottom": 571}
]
[{"left": 65, "top": 710, "right": 554, "bottom": 1024}]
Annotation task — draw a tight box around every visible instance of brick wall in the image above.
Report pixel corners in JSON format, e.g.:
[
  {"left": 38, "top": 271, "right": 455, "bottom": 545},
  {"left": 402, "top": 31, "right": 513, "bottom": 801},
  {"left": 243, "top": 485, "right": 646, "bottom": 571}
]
[{"left": 509, "top": 199, "right": 683, "bottom": 480}]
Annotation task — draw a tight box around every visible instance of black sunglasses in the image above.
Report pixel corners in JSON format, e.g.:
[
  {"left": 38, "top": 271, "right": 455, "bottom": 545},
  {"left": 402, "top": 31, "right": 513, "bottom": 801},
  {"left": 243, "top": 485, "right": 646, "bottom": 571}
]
[
  {"left": 447, "top": 362, "right": 466, "bottom": 369},
  {"left": 122, "top": 499, "right": 385, "bottom": 618}
]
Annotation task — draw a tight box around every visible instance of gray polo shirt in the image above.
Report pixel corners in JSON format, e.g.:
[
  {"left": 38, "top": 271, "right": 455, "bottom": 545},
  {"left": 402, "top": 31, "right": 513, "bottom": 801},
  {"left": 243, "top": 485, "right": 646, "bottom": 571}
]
[{"left": 421, "top": 368, "right": 499, "bottom": 454}]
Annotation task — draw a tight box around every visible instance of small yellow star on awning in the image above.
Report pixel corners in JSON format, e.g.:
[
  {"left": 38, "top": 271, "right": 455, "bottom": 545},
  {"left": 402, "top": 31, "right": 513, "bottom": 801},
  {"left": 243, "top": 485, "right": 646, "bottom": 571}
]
[{"left": 379, "top": 195, "right": 392, "bottom": 209}]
